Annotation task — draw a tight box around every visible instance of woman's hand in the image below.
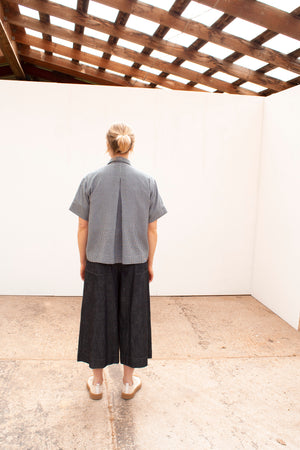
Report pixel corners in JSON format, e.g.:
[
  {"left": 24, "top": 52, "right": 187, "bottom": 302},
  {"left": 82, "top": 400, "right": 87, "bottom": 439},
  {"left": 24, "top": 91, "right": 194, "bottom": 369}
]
[
  {"left": 80, "top": 261, "right": 86, "bottom": 281},
  {"left": 148, "top": 264, "right": 154, "bottom": 282}
]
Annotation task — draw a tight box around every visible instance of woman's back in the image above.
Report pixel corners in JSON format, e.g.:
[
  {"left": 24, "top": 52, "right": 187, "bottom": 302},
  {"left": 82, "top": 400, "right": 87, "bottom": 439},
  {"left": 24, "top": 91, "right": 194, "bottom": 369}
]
[{"left": 69, "top": 155, "right": 167, "bottom": 264}]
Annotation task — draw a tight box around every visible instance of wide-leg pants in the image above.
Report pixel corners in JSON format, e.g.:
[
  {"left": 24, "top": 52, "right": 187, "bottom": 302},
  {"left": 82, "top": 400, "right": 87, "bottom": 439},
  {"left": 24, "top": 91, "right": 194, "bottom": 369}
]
[{"left": 77, "top": 259, "right": 152, "bottom": 369}]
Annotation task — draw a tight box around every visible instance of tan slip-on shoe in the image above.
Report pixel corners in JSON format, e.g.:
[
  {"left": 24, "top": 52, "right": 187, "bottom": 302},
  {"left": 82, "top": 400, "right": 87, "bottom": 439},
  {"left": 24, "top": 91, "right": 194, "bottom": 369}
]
[
  {"left": 121, "top": 375, "right": 142, "bottom": 399},
  {"left": 86, "top": 375, "right": 103, "bottom": 400}
]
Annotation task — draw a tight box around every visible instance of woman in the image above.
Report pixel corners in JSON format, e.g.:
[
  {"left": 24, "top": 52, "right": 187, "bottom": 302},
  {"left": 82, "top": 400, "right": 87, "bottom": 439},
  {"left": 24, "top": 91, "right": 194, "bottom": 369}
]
[{"left": 69, "top": 122, "right": 167, "bottom": 400}]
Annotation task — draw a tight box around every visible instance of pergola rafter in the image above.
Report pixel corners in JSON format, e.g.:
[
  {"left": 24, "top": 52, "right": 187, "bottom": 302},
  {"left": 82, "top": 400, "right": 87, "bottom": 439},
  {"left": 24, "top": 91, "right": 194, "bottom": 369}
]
[
  {"left": 11, "top": 19, "right": 257, "bottom": 94},
  {"left": 0, "top": 0, "right": 25, "bottom": 78},
  {"left": 194, "top": 0, "right": 300, "bottom": 41},
  {"left": 0, "top": 0, "right": 298, "bottom": 95},
  {"left": 95, "top": 0, "right": 300, "bottom": 74}
]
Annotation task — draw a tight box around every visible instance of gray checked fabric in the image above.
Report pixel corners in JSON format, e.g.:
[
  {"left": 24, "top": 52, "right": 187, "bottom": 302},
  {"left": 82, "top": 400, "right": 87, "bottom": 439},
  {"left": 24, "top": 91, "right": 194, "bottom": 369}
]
[{"left": 69, "top": 156, "right": 168, "bottom": 264}]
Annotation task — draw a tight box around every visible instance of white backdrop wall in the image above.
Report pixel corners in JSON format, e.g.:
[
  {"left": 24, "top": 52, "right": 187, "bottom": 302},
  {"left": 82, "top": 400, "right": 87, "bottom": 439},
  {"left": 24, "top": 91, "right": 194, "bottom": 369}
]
[
  {"left": 0, "top": 80, "right": 263, "bottom": 300},
  {"left": 1, "top": 80, "right": 298, "bottom": 330},
  {"left": 252, "top": 85, "right": 300, "bottom": 331}
]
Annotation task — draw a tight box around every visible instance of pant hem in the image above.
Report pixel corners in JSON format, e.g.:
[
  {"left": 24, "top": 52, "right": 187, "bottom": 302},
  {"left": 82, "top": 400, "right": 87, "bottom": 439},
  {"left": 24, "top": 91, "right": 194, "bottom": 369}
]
[
  {"left": 77, "top": 356, "right": 120, "bottom": 369},
  {"left": 120, "top": 354, "right": 152, "bottom": 368}
]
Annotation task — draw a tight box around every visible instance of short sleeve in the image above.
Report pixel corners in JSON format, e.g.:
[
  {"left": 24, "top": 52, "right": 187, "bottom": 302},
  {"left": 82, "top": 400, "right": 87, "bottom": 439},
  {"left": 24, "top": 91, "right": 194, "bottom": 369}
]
[
  {"left": 149, "top": 178, "right": 168, "bottom": 223},
  {"left": 69, "top": 177, "right": 90, "bottom": 221}
]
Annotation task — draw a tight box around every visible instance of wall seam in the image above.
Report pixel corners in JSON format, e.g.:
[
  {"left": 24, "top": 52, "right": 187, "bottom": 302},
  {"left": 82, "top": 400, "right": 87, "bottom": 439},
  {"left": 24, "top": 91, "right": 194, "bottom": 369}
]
[{"left": 250, "top": 97, "right": 266, "bottom": 294}]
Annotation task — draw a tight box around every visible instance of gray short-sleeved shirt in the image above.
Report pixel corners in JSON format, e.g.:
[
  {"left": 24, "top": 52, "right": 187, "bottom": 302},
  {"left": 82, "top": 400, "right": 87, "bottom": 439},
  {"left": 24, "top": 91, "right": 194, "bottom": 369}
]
[{"left": 69, "top": 156, "right": 168, "bottom": 264}]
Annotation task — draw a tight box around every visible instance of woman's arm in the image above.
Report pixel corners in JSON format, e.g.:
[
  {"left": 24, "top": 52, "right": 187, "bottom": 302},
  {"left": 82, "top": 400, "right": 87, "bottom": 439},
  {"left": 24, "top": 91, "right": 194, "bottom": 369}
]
[
  {"left": 147, "top": 220, "right": 157, "bottom": 282},
  {"left": 77, "top": 217, "right": 89, "bottom": 280}
]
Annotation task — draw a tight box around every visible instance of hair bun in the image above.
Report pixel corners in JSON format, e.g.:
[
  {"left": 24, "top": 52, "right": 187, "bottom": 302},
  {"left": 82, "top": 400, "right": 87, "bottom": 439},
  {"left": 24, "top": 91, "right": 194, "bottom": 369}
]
[
  {"left": 115, "top": 134, "right": 131, "bottom": 153},
  {"left": 117, "top": 134, "right": 130, "bottom": 140},
  {"left": 106, "top": 123, "right": 135, "bottom": 155}
]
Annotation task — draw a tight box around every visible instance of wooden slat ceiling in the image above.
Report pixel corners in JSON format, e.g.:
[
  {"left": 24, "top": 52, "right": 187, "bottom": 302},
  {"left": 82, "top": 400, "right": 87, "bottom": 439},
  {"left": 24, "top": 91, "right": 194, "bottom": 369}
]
[{"left": 0, "top": 0, "right": 299, "bottom": 95}]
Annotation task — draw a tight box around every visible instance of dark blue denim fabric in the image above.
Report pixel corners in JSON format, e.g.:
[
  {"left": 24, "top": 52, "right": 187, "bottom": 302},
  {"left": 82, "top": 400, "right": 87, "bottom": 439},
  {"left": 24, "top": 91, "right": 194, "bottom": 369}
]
[{"left": 77, "top": 259, "right": 152, "bottom": 369}]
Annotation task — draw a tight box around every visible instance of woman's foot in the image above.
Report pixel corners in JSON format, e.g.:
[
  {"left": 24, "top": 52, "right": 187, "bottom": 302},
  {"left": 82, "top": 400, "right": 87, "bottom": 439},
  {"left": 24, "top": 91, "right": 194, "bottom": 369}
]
[{"left": 121, "top": 376, "right": 142, "bottom": 399}]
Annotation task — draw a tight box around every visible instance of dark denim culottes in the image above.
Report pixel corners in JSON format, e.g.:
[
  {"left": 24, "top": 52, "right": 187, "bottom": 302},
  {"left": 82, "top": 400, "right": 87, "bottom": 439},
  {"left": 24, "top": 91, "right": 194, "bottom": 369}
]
[{"left": 77, "top": 259, "right": 152, "bottom": 369}]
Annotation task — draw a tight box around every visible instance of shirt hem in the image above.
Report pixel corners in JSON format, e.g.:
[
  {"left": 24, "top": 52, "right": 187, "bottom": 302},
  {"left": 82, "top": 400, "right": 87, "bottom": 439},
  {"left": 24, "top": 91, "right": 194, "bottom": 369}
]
[
  {"left": 149, "top": 206, "right": 167, "bottom": 223},
  {"left": 86, "top": 257, "right": 149, "bottom": 265},
  {"left": 69, "top": 203, "right": 89, "bottom": 221}
]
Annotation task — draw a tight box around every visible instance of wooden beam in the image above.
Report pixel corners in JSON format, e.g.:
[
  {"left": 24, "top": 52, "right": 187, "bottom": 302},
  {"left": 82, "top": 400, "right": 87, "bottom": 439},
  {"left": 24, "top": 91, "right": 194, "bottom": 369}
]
[
  {"left": 197, "top": 12, "right": 300, "bottom": 94},
  {"left": 22, "top": 62, "right": 117, "bottom": 84},
  {"left": 101, "top": 10, "right": 130, "bottom": 64},
  {"left": 194, "top": 0, "right": 300, "bottom": 41},
  {"left": 2, "top": 0, "right": 30, "bottom": 53},
  {"left": 16, "top": 36, "right": 202, "bottom": 91},
  {"left": 94, "top": 0, "right": 300, "bottom": 74},
  {"left": 0, "top": 64, "right": 13, "bottom": 76},
  {"left": 0, "top": 1, "right": 25, "bottom": 78},
  {"left": 13, "top": 23, "right": 258, "bottom": 95},
  {"left": 6, "top": 1, "right": 293, "bottom": 91},
  {"left": 72, "top": 0, "right": 89, "bottom": 63},
  {"left": 18, "top": 48, "right": 152, "bottom": 87},
  {"left": 125, "top": 0, "right": 192, "bottom": 85},
  {"left": 39, "top": 7, "right": 52, "bottom": 57},
  {"left": 257, "top": 44, "right": 300, "bottom": 96},
  {"left": 157, "top": 11, "right": 236, "bottom": 90}
]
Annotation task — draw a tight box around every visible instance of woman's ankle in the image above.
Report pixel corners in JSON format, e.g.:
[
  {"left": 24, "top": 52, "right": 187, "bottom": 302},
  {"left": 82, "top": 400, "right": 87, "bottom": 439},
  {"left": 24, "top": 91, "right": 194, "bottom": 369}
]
[{"left": 92, "top": 368, "right": 104, "bottom": 384}]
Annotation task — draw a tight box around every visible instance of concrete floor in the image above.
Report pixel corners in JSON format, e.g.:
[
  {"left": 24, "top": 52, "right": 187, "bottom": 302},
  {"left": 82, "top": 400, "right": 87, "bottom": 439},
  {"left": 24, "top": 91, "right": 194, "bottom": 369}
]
[{"left": 0, "top": 295, "right": 299, "bottom": 450}]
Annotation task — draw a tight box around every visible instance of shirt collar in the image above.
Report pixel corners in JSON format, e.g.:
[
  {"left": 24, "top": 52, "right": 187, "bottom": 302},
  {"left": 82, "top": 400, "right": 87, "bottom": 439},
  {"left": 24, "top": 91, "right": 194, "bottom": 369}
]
[{"left": 107, "top": 156, "right": 131, "bottom": 166}]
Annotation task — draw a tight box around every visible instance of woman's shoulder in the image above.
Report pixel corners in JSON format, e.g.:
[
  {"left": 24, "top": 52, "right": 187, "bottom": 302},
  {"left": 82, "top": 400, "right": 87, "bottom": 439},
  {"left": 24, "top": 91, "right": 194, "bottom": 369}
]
[
  {"left": 129, "top": 165, "right": 152, "bottom": 180},
  {"left": 80, "top": 167, "right": 105, "bottom": 193},
  {"left": 125, "top": 163, "right": 158, "bottom": 182}
]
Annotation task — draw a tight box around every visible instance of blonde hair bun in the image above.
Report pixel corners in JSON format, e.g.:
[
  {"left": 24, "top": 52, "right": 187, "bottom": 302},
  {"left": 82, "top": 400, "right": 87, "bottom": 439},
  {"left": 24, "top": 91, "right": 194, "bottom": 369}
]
[
  {"left": 116, "top": 135, "right": 131, "bottom": 153},
  {"left": 106, "top": 123, "right": 135, "bottom": 155}
]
